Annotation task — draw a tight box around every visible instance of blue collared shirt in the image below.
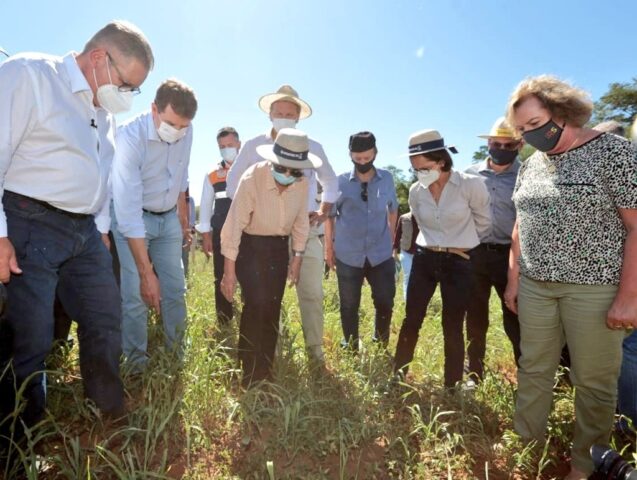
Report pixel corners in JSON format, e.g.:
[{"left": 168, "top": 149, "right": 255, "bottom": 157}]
[
  {"left": 112, "top": 111, "right": 192, "bottom": 238},
  {"left": 465, "top": 158, "right": 519, "bottom": 244},
  {"left": 332, "top": 167, "right": 398, "bottom": 268}
]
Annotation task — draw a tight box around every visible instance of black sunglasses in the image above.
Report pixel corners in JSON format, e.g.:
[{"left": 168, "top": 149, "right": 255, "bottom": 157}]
[
  {"left": 273, "top": 164, "right": 304, "bottom": 178},
  {"left": 361, "top": 182, "right": 368, "bottom": 202}
]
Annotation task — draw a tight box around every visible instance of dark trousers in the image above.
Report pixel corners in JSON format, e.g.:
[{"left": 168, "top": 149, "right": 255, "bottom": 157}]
[
  {"left": 0, "top": 192, "right": 124, "bottom": 434},
  {"left": 394, "top": 248, "right": 473, "bottom": 387},
  {"left": 236, "top": 233, "right": 289, "bottom": 387},
  {"left": 336, "top": 257, "right": 395, "bottom": 349},
  {"left": 53, "top": 230, "right": 120, "bottom": 344},
  {"left": 213, "top": 227, "right": 233, "bottom": 324},
  {"left": 466, "top": 243, "right": 521, "bottom": 380}
]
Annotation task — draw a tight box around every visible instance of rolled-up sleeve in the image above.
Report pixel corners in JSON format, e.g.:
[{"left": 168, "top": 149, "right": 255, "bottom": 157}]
[
  {"left": 291, "top": 184, "right": 310, "bottom": 252},
  {"left": 196, "top": 174, "right": 214, "bottom": 233},
  {"left": 112, "top": 127, "right": 146, "bottom": 238},
  {"left": 220, "top": 172, "right": 255, "bottom": 261},
  {"left": 468, "top": 176, "right": 492, "bottom": 241},
  {"left": 312, "top": 142, "right": 339, "bottom": 204},
  {"left": 0, "top": 59, "right": 36, "bottom": 237}
]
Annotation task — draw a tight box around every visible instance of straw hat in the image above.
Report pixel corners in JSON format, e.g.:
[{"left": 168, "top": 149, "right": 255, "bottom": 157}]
[
  {"left": 256, "top": 128, "right": 322, "bottom": 169},
  {"left": 478, "top": 117, "right": 516, "bottom": 139},
  {"left": 258, "top": 85, "right": 312, "bottom": 119},
  {"left": 408, "top": 129, "right": 458, "bottom": 156}
]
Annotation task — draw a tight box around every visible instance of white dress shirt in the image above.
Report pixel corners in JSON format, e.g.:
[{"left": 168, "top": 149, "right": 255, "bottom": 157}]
[
  {"left": 197, "top": 173, "right": 214, "bottom": 233},
  {"left": 112, "top": 111, "right": 192, "bottom": 238},
  {"left": 0, "top": 52, "right": 115, "bottom": 236},
  {"left": 225, "top": 130, "right": 339, "bottom": 209},
  {"left": 409, "top": 170, "right": 491, "bottom": 249}
]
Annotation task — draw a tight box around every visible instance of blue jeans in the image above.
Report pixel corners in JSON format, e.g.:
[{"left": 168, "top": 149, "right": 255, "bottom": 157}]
[
  {"left": 618, "top": 330, "right": 637, "bottom": 430},
  {"left": 112, "top": 209, "right": 186, "bottom": 370},
  {"left": 400, "top": 251, "right": 414, "bottom": 301},
  {"left": 0, "top": 192, "right": 124, "bottom": 430},
  {"left": 394, "top": 248, "right": 473, "bottom": 387},
  {"left": 336, "top": 257, "right": 396, "bottom": 349}
]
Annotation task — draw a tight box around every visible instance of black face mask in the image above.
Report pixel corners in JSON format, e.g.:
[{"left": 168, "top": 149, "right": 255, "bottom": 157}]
[
  {"left": 522, "top": 119, "right": 564, "bottom": 152},
  {"left": 352, "top": 159, "right": 375, "bottom": 174},
  {"left": 488, "top": 147, "right": 517, "bottom": 165}
]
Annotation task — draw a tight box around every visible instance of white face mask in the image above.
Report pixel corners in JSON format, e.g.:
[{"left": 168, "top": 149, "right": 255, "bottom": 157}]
[
  {"left": 93, "top": 57, "right": 134, "bottom": 114},
  {"left": 157, "top": 121, "right": 188, "bottom": 143},
  {"left": 271, "top": 117, "right": 297, "bottom": 132},
  {"left": 220, "top": 147, "right": 238, "bottom": 162},
  {"left": 416, "top": 169, "right": 440, "bottom": 188}
]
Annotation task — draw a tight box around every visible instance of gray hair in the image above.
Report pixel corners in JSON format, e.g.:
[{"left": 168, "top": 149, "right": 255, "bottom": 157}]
[
  {"left": 593, "top": 120, "right": 625, "bottom": 137},
  {"left": 83, "top": 20, "right": 154, "bottom": 71}
]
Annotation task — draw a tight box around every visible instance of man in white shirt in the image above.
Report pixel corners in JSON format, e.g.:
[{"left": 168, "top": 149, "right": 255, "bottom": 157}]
[
  {"left": 0, "top": 21, "right": 153, "bottom": 436},
  {"left": 226, "top": 85, "right": 338, "bottom": 363},
  {"left": 112, "top": 79, "right": 197, "bottom": 372},
  {"left": 198, "top": 127, "right": 241, "bottom": 326}
]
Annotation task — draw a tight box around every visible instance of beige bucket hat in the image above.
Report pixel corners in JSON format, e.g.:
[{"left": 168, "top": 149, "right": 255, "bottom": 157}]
[
  {"left": 258, "top": 85, "right": 312, "bottom": 119},
  {"left": 256, "top": 128, "right": 322, "bottom": 169}
]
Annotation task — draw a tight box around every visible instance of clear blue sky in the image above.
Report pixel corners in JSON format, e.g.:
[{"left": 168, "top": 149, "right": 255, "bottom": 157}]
[{"left": 2, "top": 0, "right": 635, "bottom": 204}]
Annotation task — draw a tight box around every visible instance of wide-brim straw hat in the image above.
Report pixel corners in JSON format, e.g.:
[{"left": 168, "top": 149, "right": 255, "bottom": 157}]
[
  {"left": 478, "top": 117, "right": 517, "bottom": 139},
  {"left": 256, "top": 128, "right": 322, "bottom": 169},
  {"left": 258, "top": 85, "right": 312, "bottom": 120},
  {"left": 408, "top": 129, "right": 458, "bottom": 157}
]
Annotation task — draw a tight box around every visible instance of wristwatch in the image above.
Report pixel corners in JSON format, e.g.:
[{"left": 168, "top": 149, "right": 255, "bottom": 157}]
[{"left": 293, "top": 250, "right": 304, "bottom": 257}]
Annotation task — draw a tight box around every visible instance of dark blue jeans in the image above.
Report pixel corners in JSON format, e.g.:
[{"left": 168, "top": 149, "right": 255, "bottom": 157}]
[
  {"left": 0, "top": 192, "right": 124, "bottom": 431},
  {"left": 394, "top": 248, "right": 473, "bottom": 387},
  {"left": 336, "top": 257, "right": 396, "bottom": 349},
  {"left": 466, "top": 243, "right": 521, "bottom": 380}
]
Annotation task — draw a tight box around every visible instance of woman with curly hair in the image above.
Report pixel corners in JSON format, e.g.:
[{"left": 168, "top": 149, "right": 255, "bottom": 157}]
[{"left": 503, "top": 75, "right": 637, "bottom": 479}]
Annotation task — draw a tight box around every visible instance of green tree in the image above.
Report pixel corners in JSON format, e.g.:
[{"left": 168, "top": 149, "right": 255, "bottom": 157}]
[
  {"left": 592, "top": 77, "right": 637, "bottom": 125},
  {"left": 472, "top": 145, "right": 488, "bottom": 163},
  {"left": 386, "top": 165, "right": 415, "bottom": 215}
]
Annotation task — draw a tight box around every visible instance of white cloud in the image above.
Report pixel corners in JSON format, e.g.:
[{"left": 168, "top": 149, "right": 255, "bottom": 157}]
[{"left": 415, "top": 46, "right": 425, "bottom": 59}]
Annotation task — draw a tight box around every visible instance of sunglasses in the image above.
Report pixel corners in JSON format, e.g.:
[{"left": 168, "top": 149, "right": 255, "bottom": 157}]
[
  {"left": 273, "top": 164, "right": 304, "bottom": 178},
  {"left": 361, "top": 182, "right": 368, "bottom": 202},
  {"left": 490, "top": 141, "right": 520, "bottom": 150}
]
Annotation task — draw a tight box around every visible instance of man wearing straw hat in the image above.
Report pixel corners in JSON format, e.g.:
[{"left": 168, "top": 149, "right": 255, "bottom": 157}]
[
  {"left": 464, "top": 117, "right": 522, "bottom": 382},
  {"left": 226, "top": 85, "right": 338, "bottom": 364}
]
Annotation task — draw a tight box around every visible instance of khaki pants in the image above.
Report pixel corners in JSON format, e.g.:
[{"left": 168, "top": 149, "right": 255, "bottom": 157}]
[{"left": 514, "top": 275, "right": 624, "bottom": 474}]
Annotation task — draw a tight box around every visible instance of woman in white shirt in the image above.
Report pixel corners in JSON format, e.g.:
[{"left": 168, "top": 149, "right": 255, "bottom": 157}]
[{"left": 394, "top": 129, "right": 491, "bottom": 388}]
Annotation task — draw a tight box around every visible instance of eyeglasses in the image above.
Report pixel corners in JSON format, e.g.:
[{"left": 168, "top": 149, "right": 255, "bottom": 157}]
[
  {"left": 106, "top": 53, "right": 142, "bottom": 95},
  {"left": 360, "top": 182, "right": 368, "bottom": 202},
  {"left": 409, "top": 167, "right": 431, "bottom": 174},
  {"left": 490, "top": 140, "right": 520, "bottom": 150},
  {"left": 272, "top": 164, "right": 304, "bottom": 178}
]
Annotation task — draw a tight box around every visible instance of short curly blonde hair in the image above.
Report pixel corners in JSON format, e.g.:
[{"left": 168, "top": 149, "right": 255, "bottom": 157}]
[{"left": 506, "top": 75, "right": 593, "bottom": 129}]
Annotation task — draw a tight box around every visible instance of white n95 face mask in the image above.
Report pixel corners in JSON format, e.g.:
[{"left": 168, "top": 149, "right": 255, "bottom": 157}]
[
  {"left": 93, "top": 57, "right": 134, "bottom": 114},
  {"left": 220, "top": 147, "right": 238, "bottom": 162},
  {"left": 416, "top": 169, "right": 440, "bottom": 188},
  {"left": 157, "top": 121, "right": 188, "bottom": 143},
  {"left": 271, "top": 118, "right": 297, "bottom": 132}
]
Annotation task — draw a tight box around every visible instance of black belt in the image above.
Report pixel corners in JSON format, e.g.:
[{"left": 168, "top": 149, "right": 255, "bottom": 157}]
[
  {"left": 4, "top": 191, "right": 92, "bottom": 220},
  {"left": 143, "top": 206, "right": 177, "bottom": 215},
  {"left": 481, "top": 242, "right": 511, "bottom": 252}
]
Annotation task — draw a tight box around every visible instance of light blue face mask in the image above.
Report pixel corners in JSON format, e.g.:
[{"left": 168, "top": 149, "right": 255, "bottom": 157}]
[{"left": 271, "top": 168, "right": 296, "bottom": 186}]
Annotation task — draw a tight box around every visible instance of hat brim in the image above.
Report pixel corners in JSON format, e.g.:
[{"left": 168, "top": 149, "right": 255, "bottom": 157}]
[
  {"left": 256, "top": 144, "right": 322, "bottom": 169},
  {"left": 258, "top": 93, "right": 312, "bottom": 120},
  {"left": 477, "top": 134, "right": 517, "bottom": 139},
  {"left": 406, "top": 145, "right": 458, "bottom": 157}
]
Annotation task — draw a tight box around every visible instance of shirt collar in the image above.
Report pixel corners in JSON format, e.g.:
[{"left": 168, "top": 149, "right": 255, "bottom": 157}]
[
  {"left": 480, "top": 157, "right": 521, "bottom": 175},
  {"left": 62, "top": 52, "right": 92, "bottom": 94},
  {"left": 146, "top": 111, "right": 161, "bottom": 142},
  {"left": 448, "top": 170, "right": 462, "bottom": 186},
  {"left": 348, "top": 167, "right": 381, "bottom": 182}
]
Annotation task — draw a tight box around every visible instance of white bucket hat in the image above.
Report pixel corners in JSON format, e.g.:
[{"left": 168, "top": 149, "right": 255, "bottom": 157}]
[
  {"left": 408, "top": 129, "right": 458, "bottom": 157},
  {"left": 258, "top": 85, "right": 312, "bottom": 120},
  {"left": 256, "top": 128, "right": 322, "bottom": 169},
  {"left": 478, "top": 117, "right": 517, "bottom": 139}
]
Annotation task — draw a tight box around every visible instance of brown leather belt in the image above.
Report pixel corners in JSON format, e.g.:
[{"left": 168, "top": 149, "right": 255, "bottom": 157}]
[{"left": 424, "top": 246, "right": 471, "bottom": 260}]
